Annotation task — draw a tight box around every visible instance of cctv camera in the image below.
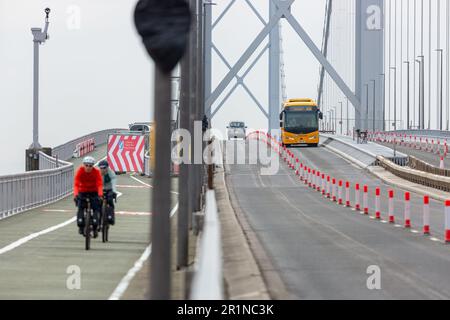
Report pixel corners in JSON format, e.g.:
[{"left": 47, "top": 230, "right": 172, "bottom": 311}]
[{"left": 45, "top": 8, "right": 51, "bottom": 14}]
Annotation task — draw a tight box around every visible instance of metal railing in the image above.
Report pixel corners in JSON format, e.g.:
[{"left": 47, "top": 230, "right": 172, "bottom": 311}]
[
  {"left": 0, "top": 152, "right": 73, "bottom": 220},
  {"left": 52, "top": 128, "right": 123, "bottom": 161},
  {"left": 190, "top": 190, "right": 223, "bottom": 300}
]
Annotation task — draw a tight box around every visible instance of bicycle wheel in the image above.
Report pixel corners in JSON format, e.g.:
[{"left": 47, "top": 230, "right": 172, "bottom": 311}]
[{"left": 85, "top": 208, "right": 91, "bottom": 251}]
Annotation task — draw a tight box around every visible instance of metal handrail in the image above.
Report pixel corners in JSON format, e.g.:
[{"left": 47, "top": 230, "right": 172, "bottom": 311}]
[
  {"left": 190, "top": 190, "right": 223, "bottom": 300},
  {"left": 0, "top": 152, "right": 73, "bottom": 220}
]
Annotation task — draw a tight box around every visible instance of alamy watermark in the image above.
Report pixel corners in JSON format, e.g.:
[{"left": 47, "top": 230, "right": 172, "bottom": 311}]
[{"left": 171, "top": 122, "right": 280, "bottom": 175}]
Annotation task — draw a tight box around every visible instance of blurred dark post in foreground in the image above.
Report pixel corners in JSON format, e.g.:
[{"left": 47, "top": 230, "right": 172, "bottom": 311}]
[{"left": 134, "top": 0, "right": 191, "bottom": 300}]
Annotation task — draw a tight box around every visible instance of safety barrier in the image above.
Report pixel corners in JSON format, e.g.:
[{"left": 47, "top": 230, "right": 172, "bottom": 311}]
[
  {"left": 370, "top": 131, "right": 449, "bottom": 157},
  {"left": 248, "top": 131, "right": 450, "bottom": 244},
  {"left": 52, "top": 128, "right": 123, "bottom": 161},
  {"left": 377, "top": 156, "right": 450, "bottom": 192},
  {"left": 408, "top": 156, "right": 450, "bottom": 177},
  {"left": 73, "top": 138, "right": 95, "bottom": 158},
  {"left": 190, "top": 190, "right": 223, "bottom": 300},
  {"left": 0, "top": 152, "right": 73, "bottom": 220}
]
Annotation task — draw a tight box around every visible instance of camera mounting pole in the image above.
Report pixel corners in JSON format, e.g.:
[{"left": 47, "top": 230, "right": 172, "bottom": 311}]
[{"left": 30, "top": 8, "right": 51, "bottom": 149}]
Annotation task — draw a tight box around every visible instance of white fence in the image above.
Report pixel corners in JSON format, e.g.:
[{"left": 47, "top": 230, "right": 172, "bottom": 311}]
[{"left": 0, "top": 152, "right": 73, "bottom": 220}]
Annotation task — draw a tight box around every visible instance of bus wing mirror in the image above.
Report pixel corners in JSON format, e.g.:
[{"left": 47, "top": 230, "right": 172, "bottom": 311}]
[{"left": 319, "top": 112, "right": 323, "bottom": 120}]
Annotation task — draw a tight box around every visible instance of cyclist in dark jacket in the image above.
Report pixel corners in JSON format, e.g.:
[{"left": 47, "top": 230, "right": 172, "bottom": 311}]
[{"left": 98, "top": 160, "right": 117, "bottom": 225}]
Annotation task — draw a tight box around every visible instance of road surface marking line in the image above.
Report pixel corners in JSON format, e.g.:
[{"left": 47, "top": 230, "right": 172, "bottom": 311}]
[
  {"left": 116, "top": 185, "right": 149, "bottom": 189},
  {"left": 430, "top": 237, "right": 441, "bottom": 242},
  {"left": 108, "top": 203, "right": 179, "bottom": 300},
  {"left": 0, "top": 217, "right": 76, "bottom": 255},
  {"left": 0, "top": 192, "right": 124, "bottom": 255},
  {"left": 130, "top": 175, "right": 179, "bottom": 195},
  {"left": 394, "top": 224, "right": 402, "bottom": 228},
  {"left": 411, "top": 230, "right": 419, "bottom": 234},
  {"left": 381, "top": 220, "right": 388, "bottom": 223}
]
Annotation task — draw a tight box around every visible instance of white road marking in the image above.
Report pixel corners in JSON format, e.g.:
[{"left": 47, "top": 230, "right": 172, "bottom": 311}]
[
  {"left": 0, "top": 191, "right": 123, "bottom": 255},
  {"left": 0, "top": 217, "right": 76, "bottom": 255},
  {"left": 108, "top": 203, "right": 179, "bottom": 300},
  {"left": 130, "top": 175, "right": 179, "bottom": 195},
  {"left": 430, "top": 237, "right": 441, "bottom": 242},
  {"left": 381, "top": 220, "right": 388, "bottom": 224},
  {"left": 411, "top": 230, "right": 419, "bottom": 234},
  {"left": 394, "top": 224, "right": 402, "bottom": 228}
]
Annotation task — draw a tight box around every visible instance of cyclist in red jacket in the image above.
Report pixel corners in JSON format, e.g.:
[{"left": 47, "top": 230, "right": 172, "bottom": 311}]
[{"left": 74, "top": 156, "right": 103, "bottom": 237}]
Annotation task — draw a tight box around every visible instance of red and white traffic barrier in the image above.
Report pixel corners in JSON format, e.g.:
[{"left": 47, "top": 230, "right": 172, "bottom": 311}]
[
  {"left": 445, "top": 200, "right": 450, "bottom": 243},
  {"left": 345, "top": 181, "right": 350, "bottom": 207},
  {"left": 308, "top": 169, "right": 312, "bottom": 187},
  {"left": 355, "top": 184, "right": 361, "bottom": 211},
  {"left": 440, "top": 156, "right": 445, "bottom": 170},
  {"left": 423, "top": 196, "right": 430, "bottom": 235},
  {"left": 363, "top": 185, "right": 369, "bottom": 215},
  {"left": 316, "top": 171, "right": 321, "bottom": 192},
  {"left": 404, "top": 192, "right": 411, "bottom": 228},
  {"left": 332, "top": 178, "right": 337, "bottom": 202},
  {"left": 326, "top": 176, "right": 331, "bottom": 198},
  {"left": 295, "top": 158, "right": 299, "bottom": 175},
  {"left": 375, "top": 187, "right": 381, "bottom": 219},
  {"left": 321, "top": 174, "right": 326, "bottom": 195},
  {"left": 388, "top": 190, "right": 395, "bottom": 223},
  {"left": 338, "top": 180, "right": 343, "bottom": 205}
]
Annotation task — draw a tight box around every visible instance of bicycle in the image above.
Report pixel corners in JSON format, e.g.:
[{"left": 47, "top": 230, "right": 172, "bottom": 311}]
[
  {"left": 83, "top": 198, "right": 93, "bottom": 250},
  {"left": 100, "top": 191, "right": 116, "bottom": 243}
]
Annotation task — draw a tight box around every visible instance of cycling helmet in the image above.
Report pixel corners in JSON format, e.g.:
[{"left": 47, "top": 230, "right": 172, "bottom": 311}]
[
  {"left": 98, "top": 160, "right": 109, "bottom": 169},
  {"left": 82, "top": 156, "right": 96, "bottom": 165}
]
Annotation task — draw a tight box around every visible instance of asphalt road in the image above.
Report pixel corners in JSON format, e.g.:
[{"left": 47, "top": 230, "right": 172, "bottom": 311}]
[
  {"left": 0, "top": 145, "right": 178, "bottom": 299},
  {"left": 226, "top": 140, "right": 450, "bottom": 299}
]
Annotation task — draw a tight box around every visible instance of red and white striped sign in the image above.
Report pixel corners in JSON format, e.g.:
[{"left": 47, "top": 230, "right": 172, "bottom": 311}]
[
  {"left": 73, "top": 138, "right": 95, "bottom": 158},
  {"left": 107, "top": 135, "right": 145, "bottom": 173}
]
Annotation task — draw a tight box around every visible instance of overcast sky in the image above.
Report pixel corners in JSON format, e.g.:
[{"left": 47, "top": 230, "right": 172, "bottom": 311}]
[{"left": 0, "top": 0, "right": 326, "bottom": 175}]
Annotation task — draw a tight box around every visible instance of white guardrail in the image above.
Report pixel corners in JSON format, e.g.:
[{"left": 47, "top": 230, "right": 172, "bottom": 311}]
[
  {"left": 0, "top": 152, "right": 73, "bottom": 220},
  {"left": 190, "top": 190, "right": 223, "bottom": 300},
  {"left": 0, "top": 128, "right": 123, "bottom": 221}
]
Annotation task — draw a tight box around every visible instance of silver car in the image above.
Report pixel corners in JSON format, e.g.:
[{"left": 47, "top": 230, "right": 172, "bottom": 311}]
[{"left": 227, "top": 121, "right": 247, "bottom": 140}]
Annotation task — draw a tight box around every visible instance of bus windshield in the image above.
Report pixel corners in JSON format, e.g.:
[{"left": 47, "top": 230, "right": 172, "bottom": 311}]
[{"left": 284, "top": 111, "right": 318, "bottom": 134}]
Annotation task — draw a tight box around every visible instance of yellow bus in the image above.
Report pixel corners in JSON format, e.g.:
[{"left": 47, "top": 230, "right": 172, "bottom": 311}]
[{"left": 279, "top": 98, "right": 323, "bottom": 147}]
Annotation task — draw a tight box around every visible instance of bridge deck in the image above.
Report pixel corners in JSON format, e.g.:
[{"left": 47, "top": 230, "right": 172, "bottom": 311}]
[
  {"left": 226, "top": 140, "right": 450, "bottom": 299},
  {"left": 0, "top": 145, "right": 178, "bottom": 299}
]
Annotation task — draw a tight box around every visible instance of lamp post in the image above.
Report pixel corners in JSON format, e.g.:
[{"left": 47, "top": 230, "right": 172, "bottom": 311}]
[
  {"left": 30, "top": 8, "right": 50, "bottom": 150},
  {"left": 346, "top": 98, "right": 349, "bottom": 136},
  {"left": 371, "top": 79, "right": 376, "bottom": 131},
  {"left": 436, "top": 49, "right": 444, "bottom": 130},
  {"left": 365, "top": 84, "right": 369, "bottom": 131},
  {"left": 380, "top": 73, "right": 386, "bottom": 131},
  {"left": 416, "top": 55, "right": 425, "bottom": 129},
  {"left": 404, "top": 61, "right": 410, "bottom": 129},
  {"left": 390, "top": 67, "right": 397, "bottom": 131},
  {"left": 339, "top": 101, "right": 343, "bottom": 135}
]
